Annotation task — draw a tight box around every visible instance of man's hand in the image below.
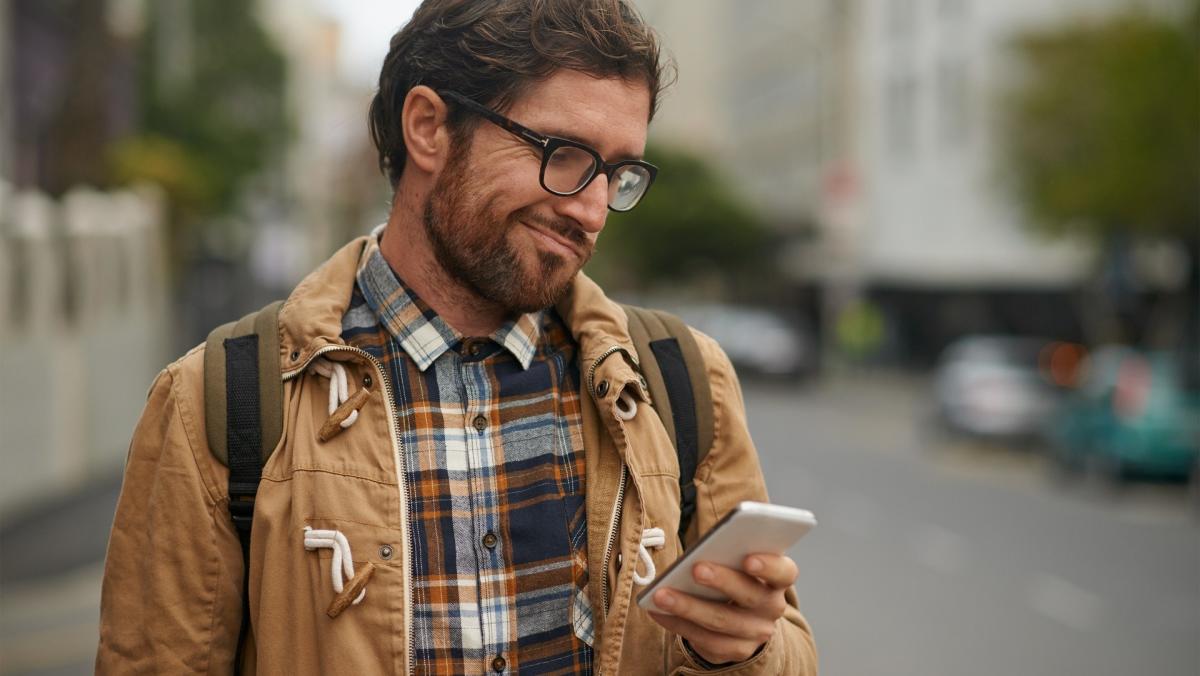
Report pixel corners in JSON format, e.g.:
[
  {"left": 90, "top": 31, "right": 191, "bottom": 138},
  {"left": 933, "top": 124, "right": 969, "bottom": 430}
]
[{"left": 647, "top": 553, "right": 798, "bottom": 666}]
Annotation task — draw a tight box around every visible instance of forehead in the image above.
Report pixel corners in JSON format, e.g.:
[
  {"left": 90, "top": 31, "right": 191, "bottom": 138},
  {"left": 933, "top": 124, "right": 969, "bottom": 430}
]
[{"left": 502, "top": 69, "right": 651, "bottom": 157}]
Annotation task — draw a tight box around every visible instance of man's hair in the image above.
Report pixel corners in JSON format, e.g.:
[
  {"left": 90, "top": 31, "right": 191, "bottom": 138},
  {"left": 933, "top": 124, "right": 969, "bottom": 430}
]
[{"left": 368, "top": 0, "right": 672, "bottom": 188}]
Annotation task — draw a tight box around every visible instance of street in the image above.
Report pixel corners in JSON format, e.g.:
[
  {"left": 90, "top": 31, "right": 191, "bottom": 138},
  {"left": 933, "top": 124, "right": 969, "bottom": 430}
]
[
  {"left": 1, "top": 374, "right": 1197, "bottom": 675},
  {"left": 760, "top": 375, "right": 1200, "bottom": 676}
]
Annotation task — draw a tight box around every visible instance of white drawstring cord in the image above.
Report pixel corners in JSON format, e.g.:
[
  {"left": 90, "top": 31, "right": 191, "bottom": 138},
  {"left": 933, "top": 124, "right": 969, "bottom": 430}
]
[
  {"left": 611, "top": 386, "right": 665, "bottom": 586},
  {"left": 311, "top": 359, "right": 359, "bottom": 429},
  {"left": 614, "top": 389, "right": 638, "bottom": 420},
  {"left": 303, "top": 526, "right": 367, "bottom": 605},
  {"left": 632, "top": 527, "right": 666, "bottom": 586}
]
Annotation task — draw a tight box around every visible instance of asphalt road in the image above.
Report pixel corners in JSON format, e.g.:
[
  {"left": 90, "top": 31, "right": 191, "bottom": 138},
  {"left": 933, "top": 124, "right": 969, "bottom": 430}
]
[
  {"left": 1, "top": 374, "right": 1197, "bottom": 675},
  {"left": 753, "top": 375, "right": 1200, "bottom": 676}
]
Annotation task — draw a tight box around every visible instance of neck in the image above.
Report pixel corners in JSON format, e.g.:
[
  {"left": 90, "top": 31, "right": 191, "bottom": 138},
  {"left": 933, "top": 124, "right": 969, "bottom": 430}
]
[{"left": 378, "top": 190, "right": 510, "bottom": 337}]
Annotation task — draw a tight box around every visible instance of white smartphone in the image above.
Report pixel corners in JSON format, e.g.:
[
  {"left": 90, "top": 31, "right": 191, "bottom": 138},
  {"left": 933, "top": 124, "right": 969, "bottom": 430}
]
[{"left": 636, "top": 501, "right": 816, "bottom": 613}]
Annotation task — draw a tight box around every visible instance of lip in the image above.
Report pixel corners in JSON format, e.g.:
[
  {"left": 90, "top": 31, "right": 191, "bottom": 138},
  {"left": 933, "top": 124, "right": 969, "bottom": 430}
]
[{"left": 521, "top": 221, "right": 582, "bottom": 260}]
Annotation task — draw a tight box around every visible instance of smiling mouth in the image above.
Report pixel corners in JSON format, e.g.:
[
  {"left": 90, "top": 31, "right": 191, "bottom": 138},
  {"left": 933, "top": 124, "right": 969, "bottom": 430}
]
[{"left": 522, "top": 221, "right": 583, "bottom": 260}]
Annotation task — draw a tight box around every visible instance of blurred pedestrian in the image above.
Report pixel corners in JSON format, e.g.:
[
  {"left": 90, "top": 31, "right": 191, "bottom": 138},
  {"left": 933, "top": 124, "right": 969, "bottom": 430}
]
[{"left": 95, "top": 1, "right": 816, "bottom": 673}]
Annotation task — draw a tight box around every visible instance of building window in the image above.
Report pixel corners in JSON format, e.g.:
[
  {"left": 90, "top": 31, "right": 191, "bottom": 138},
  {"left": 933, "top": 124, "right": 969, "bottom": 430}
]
[
  {"left": 888, "top": 0, "right": 919, "bottom": 41},
  {"left": 886, "top": 73, "right": 919, "bottom": 161},
  {"left": 938, "top": 0, "right": 969, "bottom": 21},
  {"left": 937, "top": 57, "right": 970, "bottom": 147}
]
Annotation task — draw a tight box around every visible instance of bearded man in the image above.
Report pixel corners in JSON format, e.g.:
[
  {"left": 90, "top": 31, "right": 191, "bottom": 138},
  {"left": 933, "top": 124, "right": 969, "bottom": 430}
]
[{"left": 96, "top": 1, "right": 817, "bottom": 674}]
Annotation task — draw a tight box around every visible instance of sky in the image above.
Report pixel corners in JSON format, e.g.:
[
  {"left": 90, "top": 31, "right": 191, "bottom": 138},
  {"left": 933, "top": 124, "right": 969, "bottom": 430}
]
[{"left": 313, "top": 0, "right": 422, "bottom": 85}]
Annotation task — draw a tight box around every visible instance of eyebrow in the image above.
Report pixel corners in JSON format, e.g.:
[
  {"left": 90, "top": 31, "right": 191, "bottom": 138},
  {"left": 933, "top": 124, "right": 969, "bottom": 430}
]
[{"left": 535, "top": 125, "right": 644, "bottom": 163}]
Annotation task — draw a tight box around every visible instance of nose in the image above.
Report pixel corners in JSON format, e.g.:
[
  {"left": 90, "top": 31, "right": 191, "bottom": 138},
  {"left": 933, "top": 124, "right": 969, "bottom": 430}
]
[{"left": 554, "top": 173, "right": 609, "bottom": 235}]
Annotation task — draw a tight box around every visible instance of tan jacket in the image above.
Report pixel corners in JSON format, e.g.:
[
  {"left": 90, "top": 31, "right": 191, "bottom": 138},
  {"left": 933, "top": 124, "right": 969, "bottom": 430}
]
[{"left": 96, "top": 236, "right": 817, "bottom": 675}]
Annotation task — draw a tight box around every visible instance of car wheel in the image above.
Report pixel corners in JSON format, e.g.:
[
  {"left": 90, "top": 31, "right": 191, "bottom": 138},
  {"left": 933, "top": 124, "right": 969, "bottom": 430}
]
[
  {"left": 1188, "top": 458, "right": 1200, "bottom": 520},
  {"left": 1046, "top": 446, "right": 1084, "bottom": 486},
  {"left": 1084, "top": 453, "right": 1124, "bottom": 497}
]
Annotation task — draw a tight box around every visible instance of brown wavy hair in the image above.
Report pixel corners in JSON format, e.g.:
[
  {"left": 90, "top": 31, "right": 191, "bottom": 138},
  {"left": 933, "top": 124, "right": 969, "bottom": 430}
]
[{"left": 368, "top": 0, "right": 673, "bottom": 188}]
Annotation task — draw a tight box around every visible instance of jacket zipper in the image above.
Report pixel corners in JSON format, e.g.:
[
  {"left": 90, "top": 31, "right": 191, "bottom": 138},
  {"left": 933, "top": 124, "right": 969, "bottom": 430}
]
[
  {"left": 586, "top": 345, "right": 636, "bottom": 397},
  {"left": 588, "top": 345, "right": 633, "bottom": 619},
  {"left": 284, "top": 346, "right": 415, "bottom": 676},
  {"left": 600, "top": 463, "right": 626, "bottom": 617}
]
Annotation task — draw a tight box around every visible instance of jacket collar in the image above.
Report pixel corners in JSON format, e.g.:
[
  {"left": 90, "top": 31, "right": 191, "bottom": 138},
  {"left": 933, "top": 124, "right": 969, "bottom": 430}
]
[{"left": 277, "top": 233, "right": 638, "bottom": 385}]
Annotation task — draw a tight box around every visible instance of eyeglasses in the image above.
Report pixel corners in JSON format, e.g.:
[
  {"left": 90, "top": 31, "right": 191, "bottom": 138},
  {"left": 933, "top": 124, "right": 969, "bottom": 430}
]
[{"left": 440, "top": 90, "right": 658, "bottom": 212}]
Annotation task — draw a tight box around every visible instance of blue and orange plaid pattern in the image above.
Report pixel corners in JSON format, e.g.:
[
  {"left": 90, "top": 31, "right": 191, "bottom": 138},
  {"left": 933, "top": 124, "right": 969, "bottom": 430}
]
[{"left": 341, "top": 234, "right": 594, "bottom": 675}]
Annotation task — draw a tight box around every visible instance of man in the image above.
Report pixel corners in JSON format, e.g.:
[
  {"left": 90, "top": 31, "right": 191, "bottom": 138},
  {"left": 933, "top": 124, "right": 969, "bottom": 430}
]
[{"left": 96, "top": 1, "right": 817, "bottom": 674}]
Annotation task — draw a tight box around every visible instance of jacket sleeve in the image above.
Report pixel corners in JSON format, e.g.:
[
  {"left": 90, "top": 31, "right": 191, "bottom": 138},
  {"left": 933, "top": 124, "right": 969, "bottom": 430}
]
[
  {"left": 95, "top": 357, "right": 244, "bottom": 674},
  {"left": 670, "top": 332, "right": 819, "bottom": 676}
]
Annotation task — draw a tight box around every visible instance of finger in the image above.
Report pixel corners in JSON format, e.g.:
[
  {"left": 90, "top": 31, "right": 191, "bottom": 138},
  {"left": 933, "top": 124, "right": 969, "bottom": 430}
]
[
  {"left": 647, "top": 610, "right": 765, "bottom": 665},
  {"left": 652, "top": 588, "right": 775, "bottom": 643},
  {"left": 743, "top": 553, "right": 799, "bottom": 589},
  {"left": 691, "top": 562, "right": 784, "bottom": 617}
]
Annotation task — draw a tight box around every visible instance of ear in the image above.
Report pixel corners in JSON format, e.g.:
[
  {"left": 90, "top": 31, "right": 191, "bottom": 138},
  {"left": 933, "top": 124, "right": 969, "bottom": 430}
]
[{"left": 402, "top": 85, "right": 452, "bottom": 175}]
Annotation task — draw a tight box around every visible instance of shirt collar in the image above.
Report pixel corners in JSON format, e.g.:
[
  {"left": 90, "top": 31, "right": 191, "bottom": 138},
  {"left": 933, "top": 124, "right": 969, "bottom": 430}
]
[{"left": 355, "top": 227, "right": 543, "bottom": 371}]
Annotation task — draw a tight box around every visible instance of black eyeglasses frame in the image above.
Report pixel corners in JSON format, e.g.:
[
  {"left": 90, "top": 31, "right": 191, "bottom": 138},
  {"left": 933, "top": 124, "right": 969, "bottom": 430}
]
[{"left": 439, "top": 90, "right": 658, "bottom": 212}]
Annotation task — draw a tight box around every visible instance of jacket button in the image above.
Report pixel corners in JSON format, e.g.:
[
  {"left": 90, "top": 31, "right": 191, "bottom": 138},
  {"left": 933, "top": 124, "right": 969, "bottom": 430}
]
[
  {"left": 290, "top": 350, "right": 300, "bottom": 361},
  {"left": 491, "top": 655, "right": 506, "bottom": 672},
  {"left": 596, "top": 380, "right": 609, "bottom": 397},
  {"left": 616, "top": 553, "right": 623, "bottom": 568},
  {"left": 362, "top": 374, "right": 373, "bottom": 388},
  {"left": 379, "top": 544, "right": 393, "bottom": 560},
  {"left": 473, "top": 415, "right": 488, "bottom": 432},
  {"left": 482, "top": 531, "right": 498, "bottom": 549}
]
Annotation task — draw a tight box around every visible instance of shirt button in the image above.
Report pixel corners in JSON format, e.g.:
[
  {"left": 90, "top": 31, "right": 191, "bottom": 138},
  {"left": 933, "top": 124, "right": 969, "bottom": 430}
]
[
  {"left": 473, "top": 415, "right": 488, "bottom": 432},
  {"left": 482, "top": 531, "right": 498, "bottom": 549},
  {"left": 468, "top": 341, "right": 483, "bottom": 356},
  {"left": 491, "top": 655, "right": 506, "bottom": 672}
]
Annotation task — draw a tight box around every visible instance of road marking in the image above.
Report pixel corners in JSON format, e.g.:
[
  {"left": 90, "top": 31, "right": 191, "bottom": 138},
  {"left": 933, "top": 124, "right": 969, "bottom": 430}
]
[
  {"left": 911, "top": 523, "right": 969, "bottom": 575},
  {"left": 1028, "top": 573, "right": 1104, "bottom": 632}
]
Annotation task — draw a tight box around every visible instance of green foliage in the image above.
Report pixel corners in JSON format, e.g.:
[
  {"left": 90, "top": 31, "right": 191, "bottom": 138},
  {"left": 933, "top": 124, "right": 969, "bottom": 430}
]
[
  {"left": 114, "top": 0, "right": 290, "bottom": 224},
  {"left": 591, "top": 144, "right": 775, "bottom": 291},
  {"left": 1000, "top": 6, "right": 1200, "bottom": 239}
]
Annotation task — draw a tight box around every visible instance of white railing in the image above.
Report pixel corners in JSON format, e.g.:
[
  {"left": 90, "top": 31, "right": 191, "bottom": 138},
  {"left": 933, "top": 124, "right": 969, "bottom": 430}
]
[{"left": 0, "top": 181, "right": 170, "bottom": 514}]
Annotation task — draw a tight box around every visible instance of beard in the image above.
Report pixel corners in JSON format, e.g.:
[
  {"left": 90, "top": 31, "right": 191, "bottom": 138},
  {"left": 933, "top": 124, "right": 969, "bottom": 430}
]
[{"left": 422, "top": 147, "right": 593, "bottom": 316}]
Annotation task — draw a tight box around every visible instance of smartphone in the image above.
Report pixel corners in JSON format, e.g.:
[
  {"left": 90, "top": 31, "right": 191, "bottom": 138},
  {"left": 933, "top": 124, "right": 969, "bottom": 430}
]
[{"left": 636, "top": 501, "right": 816, "bottom": 613}]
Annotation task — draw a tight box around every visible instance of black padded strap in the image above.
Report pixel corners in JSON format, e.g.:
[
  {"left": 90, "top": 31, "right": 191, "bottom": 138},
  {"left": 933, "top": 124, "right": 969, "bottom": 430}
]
[
  {"left": 649, "top": 337, "right": 700, "bottom": 540},
  {"left": 224, "top": 334, "right": 261, "bottom": 673}
]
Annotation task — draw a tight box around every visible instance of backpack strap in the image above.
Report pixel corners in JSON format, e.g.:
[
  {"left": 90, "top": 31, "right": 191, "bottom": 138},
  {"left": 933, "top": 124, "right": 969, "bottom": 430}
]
[
  {"left": 202, "top": 300, "right": 284, "bottom": 673},
  {"left": 621, "top": 304, "right": 715, "bottom": 543}
]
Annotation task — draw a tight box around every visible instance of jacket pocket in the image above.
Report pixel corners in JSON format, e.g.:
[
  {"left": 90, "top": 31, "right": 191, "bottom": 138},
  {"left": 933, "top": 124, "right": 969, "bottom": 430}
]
[{"left": 292, "top": 517, "right": 406, "bottom": 673}]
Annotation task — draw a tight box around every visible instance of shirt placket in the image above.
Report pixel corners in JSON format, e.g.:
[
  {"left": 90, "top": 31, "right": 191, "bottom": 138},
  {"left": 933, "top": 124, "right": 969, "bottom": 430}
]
[{"left": 461, "top": 354, "right": 511, "bottom": 674}]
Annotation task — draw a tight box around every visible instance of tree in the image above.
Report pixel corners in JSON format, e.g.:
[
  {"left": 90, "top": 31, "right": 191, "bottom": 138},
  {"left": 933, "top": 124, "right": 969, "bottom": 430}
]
[
  {"left": 999, "top": 3, "right": 1200, "bottom": 344},
  {"left": 588, "top": 144, "right": 776, "bottom": 294},
  {"left": 110, "top": 0, "right": 290, "bottom": 266},
  {"left": 1001, "top": 4, "right": 1198, "bottom": 239}
]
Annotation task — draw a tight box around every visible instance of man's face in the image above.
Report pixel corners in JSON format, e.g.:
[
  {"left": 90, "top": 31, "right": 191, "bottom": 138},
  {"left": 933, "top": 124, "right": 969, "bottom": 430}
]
[{"left": 423, "top": 70, "right": 652, "bottom": 316}]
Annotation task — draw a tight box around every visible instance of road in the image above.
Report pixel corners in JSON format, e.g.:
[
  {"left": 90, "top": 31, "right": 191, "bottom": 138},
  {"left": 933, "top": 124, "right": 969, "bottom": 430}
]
[
  {"left": 1, "top": 374, "right": 1197, "bottom": 675},
  {"left": 754, "top": 375, "right": 1200, "bottom": 676}
]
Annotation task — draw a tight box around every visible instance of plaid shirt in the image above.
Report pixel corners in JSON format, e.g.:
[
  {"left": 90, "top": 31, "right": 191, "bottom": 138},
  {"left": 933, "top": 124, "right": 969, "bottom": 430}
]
[{"left": 341, "top": 235, "right": 594, "bottom": 675}]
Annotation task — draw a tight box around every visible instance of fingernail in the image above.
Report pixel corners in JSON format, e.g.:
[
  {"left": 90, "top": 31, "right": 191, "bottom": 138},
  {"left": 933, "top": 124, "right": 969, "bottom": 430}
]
[
  {"left": 656, "top": 590, "right": 675, "bottom": 608},
  {"left": 695, "top": 564, "right": 713, "bottom": 582},
  {"left": 746, "top": 557, "right": 763, "bottom": 573}
]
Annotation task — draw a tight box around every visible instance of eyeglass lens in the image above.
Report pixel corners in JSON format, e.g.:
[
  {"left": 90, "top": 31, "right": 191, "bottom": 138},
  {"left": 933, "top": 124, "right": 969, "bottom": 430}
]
[{"left": 543, "top": 145, "right": 651, "bottom": 211}]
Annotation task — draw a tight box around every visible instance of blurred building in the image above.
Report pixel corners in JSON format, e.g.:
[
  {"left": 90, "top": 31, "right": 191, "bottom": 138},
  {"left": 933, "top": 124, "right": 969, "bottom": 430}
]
[
  {"left": 5, "top": 0, "right": 141, "bottom": 193},
  {"left": 258, "top": 0, "right": 390, "bottom": 282},
  {"left": 637, "top": 0, "right": 1178, "bottom": 364}
]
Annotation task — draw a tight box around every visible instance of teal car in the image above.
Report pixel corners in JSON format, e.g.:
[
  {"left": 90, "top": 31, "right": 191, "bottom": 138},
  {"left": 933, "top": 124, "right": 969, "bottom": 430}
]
[{"left": 1050, "top": 347, "right": 1200, "bottom": 483}]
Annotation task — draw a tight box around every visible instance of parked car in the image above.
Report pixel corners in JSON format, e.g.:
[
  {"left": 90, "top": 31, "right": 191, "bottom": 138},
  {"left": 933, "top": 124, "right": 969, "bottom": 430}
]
[
  {"left": 933, "top": 335, "right": 1075, "bottom": 440},
  {"left": 1049, "top": 346, "right": 1200, "bottom": 483},
  {"left": 670, "top": 303, "right": 817, "bottom": 380}
]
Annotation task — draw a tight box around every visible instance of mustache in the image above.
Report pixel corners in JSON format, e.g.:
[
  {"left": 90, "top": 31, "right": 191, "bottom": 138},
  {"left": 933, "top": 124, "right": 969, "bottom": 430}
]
[{"left": 516, "top": 210, "right": 591, "bottom": 249}]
